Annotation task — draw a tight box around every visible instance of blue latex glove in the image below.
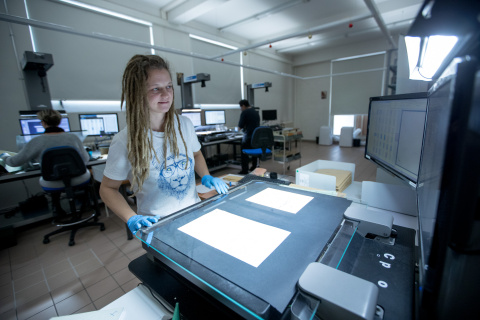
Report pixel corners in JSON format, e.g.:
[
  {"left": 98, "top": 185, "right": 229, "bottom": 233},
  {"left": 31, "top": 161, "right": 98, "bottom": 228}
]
[
  {"left": 127, "top": 215, "right": 161, "bottom": 234},
  {"left": 201, "top": 175, "right": 228, "bottom": 194}
]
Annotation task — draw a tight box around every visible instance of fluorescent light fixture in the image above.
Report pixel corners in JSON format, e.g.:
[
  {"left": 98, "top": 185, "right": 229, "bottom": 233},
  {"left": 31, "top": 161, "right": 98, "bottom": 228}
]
[
  {"left": 405, "top": 35, "right": 458, "bottom": 81},
  {"left": 52, "top": 100, "right": 123, "bottom": 112},
  {"left": 57, "top": 0, "right": 151, "bottom": 26},
  {"left": 57, "top": 0, "right": 154, "bottom": 54},
  {"left": 189, "top": 34, "right": 238, "bottom": 50},
  {"left": 194, "top": 104, "right": 240, "bottom": 110}
]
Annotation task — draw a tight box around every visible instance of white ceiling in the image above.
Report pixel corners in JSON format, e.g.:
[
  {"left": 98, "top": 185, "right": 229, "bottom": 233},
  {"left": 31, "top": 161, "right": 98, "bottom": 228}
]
[{"left": 104, "top": 0, "right": 424, "bottom": 57}]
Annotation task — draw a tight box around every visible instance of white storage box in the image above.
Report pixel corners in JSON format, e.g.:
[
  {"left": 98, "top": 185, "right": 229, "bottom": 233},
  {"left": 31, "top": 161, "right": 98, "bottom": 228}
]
[{"left": 295, "top": 160, "right": 355, "bottom": 192}]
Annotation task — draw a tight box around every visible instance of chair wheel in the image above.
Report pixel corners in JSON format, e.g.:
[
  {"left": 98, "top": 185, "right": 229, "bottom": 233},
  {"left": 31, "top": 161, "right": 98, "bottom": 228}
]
[
  {"left": 100, "top": 225, "right": 105, "bottom": 231},
  {"left": 69, "top": 240, "right": 75, "bottom": 246},
  {"left": 43, "top": 238, "right": 50, "bottom": 244}
]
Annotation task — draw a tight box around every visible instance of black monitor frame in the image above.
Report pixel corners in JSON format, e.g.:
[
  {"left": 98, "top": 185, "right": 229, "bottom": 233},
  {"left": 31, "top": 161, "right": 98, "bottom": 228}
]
[
  {"left": 262, "top": 109, "right": 277, "bottom": 121},
  {"left": 79, "top": 113, "right": 119, "bottom": 135},
  {"left": 365, "top": 92, "right": 428, "bottom": 187},
  {"left": 204, "top": 110, "right": 226, "bottom": 125},
  {"left": 19, "top": 117, "right": 71, "bottom": 135},
  {"left": 181, "top": 109, "right": 203, "bottom": 127}
]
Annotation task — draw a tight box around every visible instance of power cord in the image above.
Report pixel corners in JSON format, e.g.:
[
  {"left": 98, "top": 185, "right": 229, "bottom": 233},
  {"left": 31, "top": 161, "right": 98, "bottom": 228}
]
[{"left": 137, "top": 282, "right": 175, "bottom": 317}]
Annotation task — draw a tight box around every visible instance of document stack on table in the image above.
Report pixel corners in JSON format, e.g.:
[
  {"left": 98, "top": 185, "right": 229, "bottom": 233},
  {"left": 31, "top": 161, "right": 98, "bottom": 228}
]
[{"left": 314, "top": 168, "right": 352, "bottom": 192}]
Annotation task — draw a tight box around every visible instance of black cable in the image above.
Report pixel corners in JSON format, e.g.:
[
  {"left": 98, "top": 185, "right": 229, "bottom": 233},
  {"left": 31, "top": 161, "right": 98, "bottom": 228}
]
[{"left": 137, "top": 282, "right": 175, "bottom": 315}]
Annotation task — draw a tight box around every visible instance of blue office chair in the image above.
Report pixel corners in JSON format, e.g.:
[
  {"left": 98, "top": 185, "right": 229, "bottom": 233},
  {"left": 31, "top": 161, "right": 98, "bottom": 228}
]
[
  {"left": 39, "top": 146, "right": 105, "bottom": 246},
  {"left": 242, "top": 127, "right": 274, "bottom": 165}
]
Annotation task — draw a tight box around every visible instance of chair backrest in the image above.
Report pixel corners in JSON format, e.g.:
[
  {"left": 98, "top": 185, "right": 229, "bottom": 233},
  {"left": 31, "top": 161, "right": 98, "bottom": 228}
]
[
  {"left": 251, "top": 127, "right": 274, "bottom": 160},
  {"left": 41, "top": 146, "right": 86, "bottom": 182}
]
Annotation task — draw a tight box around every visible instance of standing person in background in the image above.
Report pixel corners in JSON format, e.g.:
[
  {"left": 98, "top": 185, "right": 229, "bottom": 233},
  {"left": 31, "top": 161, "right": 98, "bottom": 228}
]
[
  {"left": 238, "top": 99, "right": 260, "bottom": 174},
  {"left": 100, "top": 54, "right": 228, "bottom": 235}
]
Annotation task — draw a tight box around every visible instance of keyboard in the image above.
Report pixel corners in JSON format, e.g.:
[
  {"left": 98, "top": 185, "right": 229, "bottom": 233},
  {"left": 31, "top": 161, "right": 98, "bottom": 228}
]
[{"left": 238, "top": 174, "right": 291, "bottom": 186}]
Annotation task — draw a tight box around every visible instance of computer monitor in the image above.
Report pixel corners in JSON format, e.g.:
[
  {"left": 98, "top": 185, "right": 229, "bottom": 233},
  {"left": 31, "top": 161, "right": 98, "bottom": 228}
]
[
  {"left": 365, "top": 92, "right": 427, "bottom": 186},
  {"left": 262, "top": 109, "right": 277, "bottom": 121},
  {"left": 19, "top": 117, "right": 71, "bottom": 135},
  {"left": 416, "top": 56, "right": 480, "bottom": 318},
  {"left": 204, "top": 110, "right": 226, "bottom": 125},
  {"left": 181, "top": 110, "right": 202, "bottom": 127},
  {"left": 79, "top": 113, "right": 119, "bottom": 135}
]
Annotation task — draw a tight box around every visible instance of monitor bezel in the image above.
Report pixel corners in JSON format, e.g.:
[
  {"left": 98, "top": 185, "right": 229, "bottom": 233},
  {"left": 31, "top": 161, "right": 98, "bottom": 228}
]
[
  {"left": 78, "top": 113, "right": 119, "bottom": 135},
  {"left": 364, "top": 92, "right": 428, "bottom": 187},
  {"left": 261, "top": 109, "right": 277, "bottom": 121},
  {"left": 204, "top": 110, "right": 226, "bottom": 125}
]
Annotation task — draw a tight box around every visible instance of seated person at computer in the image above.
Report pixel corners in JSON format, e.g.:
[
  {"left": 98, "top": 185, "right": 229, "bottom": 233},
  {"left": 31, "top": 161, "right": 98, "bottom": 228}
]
[
  {"left": 99, "top": 54, "right": 228, "bottom": 235},
  {"left": 0, "top": 109, "right": 89, "bottom": 214},
  {"left": 238, "top": 99, "right": 260, "bottom": 174}
]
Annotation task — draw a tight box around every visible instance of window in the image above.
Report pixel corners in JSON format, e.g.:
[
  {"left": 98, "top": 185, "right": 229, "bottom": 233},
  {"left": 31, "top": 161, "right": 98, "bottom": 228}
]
[{"left": 333, "top": 115, "right": 354, "bottom": 135}]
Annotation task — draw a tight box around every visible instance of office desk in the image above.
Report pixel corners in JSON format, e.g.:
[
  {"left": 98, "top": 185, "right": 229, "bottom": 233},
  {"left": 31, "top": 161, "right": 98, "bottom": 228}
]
[
  {"left": 0, "top": 157, "right": 107, "bottom": 230},
  {"left": 199, "top": 135, "right": 243, "bottom": 170},
  {"left": 0, "top": 157, "right": 107, "bottom": 184}
]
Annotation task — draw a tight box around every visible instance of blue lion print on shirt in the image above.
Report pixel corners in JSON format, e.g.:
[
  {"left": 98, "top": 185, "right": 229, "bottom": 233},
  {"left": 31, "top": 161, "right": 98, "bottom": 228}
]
[{"left": 153, "top": 153, "right": 195, "bottom": 200}]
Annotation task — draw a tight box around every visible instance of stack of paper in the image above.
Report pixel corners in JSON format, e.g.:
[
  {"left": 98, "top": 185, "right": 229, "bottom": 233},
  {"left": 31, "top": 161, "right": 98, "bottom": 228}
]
[{"left": 314, "top": 169, "right": 352, "bottom": 192}]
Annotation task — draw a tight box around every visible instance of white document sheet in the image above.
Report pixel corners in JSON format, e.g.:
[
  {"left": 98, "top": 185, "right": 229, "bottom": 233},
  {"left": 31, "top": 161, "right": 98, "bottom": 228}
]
[
  {"left": 178, "top": 209, "right": 290, "bottom": 268},
  {"left": 245, "top": 187, "right": 314, "bottom": 214}
]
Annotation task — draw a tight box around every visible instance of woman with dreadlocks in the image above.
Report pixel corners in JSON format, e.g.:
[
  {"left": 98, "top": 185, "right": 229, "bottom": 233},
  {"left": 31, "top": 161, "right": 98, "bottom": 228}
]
[{"left": 100, "top": 55, "right": 228, "bottom": 234}]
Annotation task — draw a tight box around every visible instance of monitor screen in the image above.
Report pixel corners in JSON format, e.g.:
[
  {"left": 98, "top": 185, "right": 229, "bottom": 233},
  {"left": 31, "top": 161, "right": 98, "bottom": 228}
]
[
  {"left": 365, "top": 92, "right": 427, "bottom": 186},
  {"left": 181, "top": 111, "right": 202, "bottom": 127},
  {"left": 19, "top": 117, "right": 71, "bottom": 135},
  {"left": 416, "top": 57, "right": 480, "bottom": 317},
  {"left": 262, "top": 109, "right": 277, "bottom": 121},
  {"left": 79, "top": 113, "right": 119, "bottom": 135},
  {"left": 204, "top": 110, "right": 226, "bottom": 125}
]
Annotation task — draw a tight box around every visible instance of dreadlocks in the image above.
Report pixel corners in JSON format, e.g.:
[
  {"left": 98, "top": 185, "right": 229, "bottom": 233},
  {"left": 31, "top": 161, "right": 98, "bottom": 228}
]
[{"left": 121, "top": 54, "right": 189, "bottom": 195}]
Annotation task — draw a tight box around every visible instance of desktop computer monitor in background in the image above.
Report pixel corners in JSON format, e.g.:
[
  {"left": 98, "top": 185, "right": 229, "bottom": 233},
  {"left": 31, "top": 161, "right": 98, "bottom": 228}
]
[
  {"left": 365, "top": 92, "right": 427, "bottom": 186},
  {"left": 181, "top": 110, "right": 202, "bottom": 127},
  {"left": 262, "top": 109, "right": 277, "bottom": 121},
  {"left": 204, "top": 110, "right": 226, "bottom": 125},
  {"left": 19, "top": 117, "right": 71, "bottom": 135},
  {"left": 79, "top": 113, "right": 119, "bottom": 135}
]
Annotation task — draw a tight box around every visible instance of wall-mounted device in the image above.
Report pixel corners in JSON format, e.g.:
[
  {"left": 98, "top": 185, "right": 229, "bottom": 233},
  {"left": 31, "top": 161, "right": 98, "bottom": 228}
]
[
  {"left": 246, "top": 82, "right": 272, "bottom": 107},
  {"left": 21, "top": 51, "right": 54, "bottom": 110},
  {"left": 177, "top": 73, "right": 211, "bottom": 109}
]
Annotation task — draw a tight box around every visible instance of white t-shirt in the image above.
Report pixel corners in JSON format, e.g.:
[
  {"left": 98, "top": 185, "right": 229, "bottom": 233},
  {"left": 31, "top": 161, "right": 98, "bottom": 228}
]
[{"left": 103, "top": 116, "right": 202, "bottom": 217}]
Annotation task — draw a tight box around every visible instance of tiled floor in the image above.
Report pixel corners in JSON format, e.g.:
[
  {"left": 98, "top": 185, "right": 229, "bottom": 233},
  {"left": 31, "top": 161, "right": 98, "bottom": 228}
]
[
  {"left": 0, "top": 210, "right": 143, "bottom": 320},
  {"left": 0, "top": 141, "right": 376, "bottom": 320}
]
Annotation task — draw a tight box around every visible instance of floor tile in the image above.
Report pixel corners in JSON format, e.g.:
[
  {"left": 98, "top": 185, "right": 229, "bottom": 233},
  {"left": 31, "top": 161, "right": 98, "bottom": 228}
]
[
  {"left": 0, "top": 294, "right": 15, "bottom": 314},
  {"left": 46, "top": 268, "right": 77, "bottom": 292},
  {"left": 96, "top": 248, "right": 125, "bottom": 265},
  {"left": 0, "top": 308, "right": 17, "bottom": 320},
  {"left": 73, "top": 257, "right": 103, "bottom": 277},
  {"left": 0, "top": 263, "right": 11, "bottom": 276},
  {"left": 16, "top": 292, "right": 53, "bottom": 320},
  {"left": 74, "top": 303, "right": 96, "bottom": 314},
  {"left": 85, "top": 276, "right": 119, "bottom": 301},
  {"left": 79, "top": 266, "right": 109, "bottom": 288},
  {"left": 111, "top": 267, "right": 136, "bottom": 286},
  {"left": 43, "top": 259, "right": 72, "bottom": 279},
  {"left": 25, "top": 305, "right": 57, "bottom": 320},
  {"left": 15, "top": 281, "right": 49, "bottom": 307},
  {"left": 14, "top": 270, "right": 45, "bottom": 292},
  {"left": 50, "top": 278, "right": 84, "bottom": 304},
  {"left": 0, "top": 282, "right": 13, "bottom": 300},
  {"left": 69, "top": 249, "right": 97, "bottom": 266},
  {"left": 55, "top": 289, "right": 92, "bottom": 316},
  {"left": 104, "top": 256, "right": 130, "bottom": 275},
  {"left": 121, "top": 278, "right": 140, "bottom": 294},
  {"left": 93, "top": 287, "right": 124, "bottom": 310},
  {"left": 11, "top": 259, "right": 42, "bottom": 280}
]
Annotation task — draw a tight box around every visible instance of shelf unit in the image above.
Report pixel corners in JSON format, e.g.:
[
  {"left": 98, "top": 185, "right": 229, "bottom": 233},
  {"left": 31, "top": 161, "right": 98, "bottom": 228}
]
[{"left": 273, "top": 130, "right": 303, "bottom": 174}]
